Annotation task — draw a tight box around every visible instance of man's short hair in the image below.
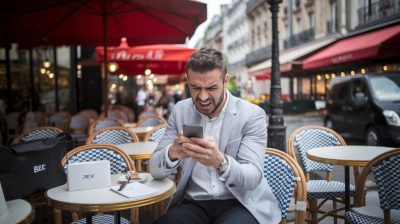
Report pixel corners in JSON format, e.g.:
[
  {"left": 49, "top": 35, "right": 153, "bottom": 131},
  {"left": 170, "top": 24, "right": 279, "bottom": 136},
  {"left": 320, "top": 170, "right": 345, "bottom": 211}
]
[{"left": 186, "top": 47, "right": 227, "bottom": 78}]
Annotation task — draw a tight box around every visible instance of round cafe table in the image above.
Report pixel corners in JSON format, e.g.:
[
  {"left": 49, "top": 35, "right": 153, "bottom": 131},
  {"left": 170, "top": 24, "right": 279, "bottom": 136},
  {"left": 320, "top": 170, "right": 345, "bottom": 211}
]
[
  {"left": 45, "top": 173, "right": 175, "bottom": 224},
  {"left": 306, "top": 145, "right": 393, "bottom": 213},
  {"left": 0, "top": 199, "right": 35, "bottom": 224},
  {"left": 115, "top": 141, "right": 159, "bottom": 172},
  {"left": 129, "top": 127, "right": 155, "bottom": 141}
]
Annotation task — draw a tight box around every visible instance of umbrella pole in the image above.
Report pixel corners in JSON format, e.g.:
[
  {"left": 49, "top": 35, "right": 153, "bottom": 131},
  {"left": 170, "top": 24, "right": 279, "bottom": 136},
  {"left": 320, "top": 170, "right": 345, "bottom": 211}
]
[{"left": 103, "top": 11, "right": 108, "bottom": 117}]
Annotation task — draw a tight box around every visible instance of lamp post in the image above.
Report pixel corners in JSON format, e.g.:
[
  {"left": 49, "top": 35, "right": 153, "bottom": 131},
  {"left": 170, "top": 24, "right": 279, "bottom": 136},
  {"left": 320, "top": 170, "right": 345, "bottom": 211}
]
[{"left": 267, "top": 0, "right": 286, "bottom": 151}]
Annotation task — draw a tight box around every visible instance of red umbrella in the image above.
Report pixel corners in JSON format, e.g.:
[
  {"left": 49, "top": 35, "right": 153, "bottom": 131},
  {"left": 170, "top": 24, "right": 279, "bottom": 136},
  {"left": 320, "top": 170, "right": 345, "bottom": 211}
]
[
  {"left": 0, "top": 0, "right": 206, "bottom": 114},
  {"left": 1, "top": 0, "right": 206, "bottom": 47},
  {"left": 96, "top": 38, "right": 197, "bottom": 75}
]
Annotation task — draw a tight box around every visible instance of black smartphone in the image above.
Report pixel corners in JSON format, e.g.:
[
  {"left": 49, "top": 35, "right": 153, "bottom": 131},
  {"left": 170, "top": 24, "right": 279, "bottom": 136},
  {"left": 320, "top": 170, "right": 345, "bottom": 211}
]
[{"left": 183, "top": 125, "right": 203, "bottom": 138}]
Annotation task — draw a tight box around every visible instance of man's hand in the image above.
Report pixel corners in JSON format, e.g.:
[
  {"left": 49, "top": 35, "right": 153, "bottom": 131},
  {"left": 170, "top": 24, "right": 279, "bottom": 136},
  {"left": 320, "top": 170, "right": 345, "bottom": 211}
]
[
  {"left": 181, "top": 137, "right": 224, "bottom": 168},
  {"left": 168, "top": 134, "right": 192, "bottom": 161}
]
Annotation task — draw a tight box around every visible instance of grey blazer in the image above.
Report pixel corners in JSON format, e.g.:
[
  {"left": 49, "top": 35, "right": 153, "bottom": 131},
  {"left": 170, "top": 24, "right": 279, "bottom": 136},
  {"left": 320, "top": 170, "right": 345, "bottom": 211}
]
[{"left": 150, "top": 93, "right": 281, "bottom": 224}]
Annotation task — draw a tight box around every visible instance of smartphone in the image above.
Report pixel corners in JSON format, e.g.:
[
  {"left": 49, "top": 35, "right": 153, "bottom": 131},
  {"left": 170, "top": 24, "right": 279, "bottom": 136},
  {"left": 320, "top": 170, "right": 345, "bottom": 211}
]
[{"left": 183, "top": 125, "right": 203, "bottom": 138}]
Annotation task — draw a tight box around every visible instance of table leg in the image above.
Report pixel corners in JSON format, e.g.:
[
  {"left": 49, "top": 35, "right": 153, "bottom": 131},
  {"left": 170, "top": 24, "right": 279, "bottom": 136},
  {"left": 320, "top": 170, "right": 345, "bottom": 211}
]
[
  {"left": 345, "top": 165, "right": 350, "bottom": 212},
  {"left": 53, "top": 208, "right": 62, "bottom": 224},
  {"left": 135, "top": 159, "right": 143, "bottom": 172},
  {"left": 114, "top": 211, "right": 121, "bottom": 223},
  {"left": 86, "top": 213, "right": 93, "bottom": 224}
]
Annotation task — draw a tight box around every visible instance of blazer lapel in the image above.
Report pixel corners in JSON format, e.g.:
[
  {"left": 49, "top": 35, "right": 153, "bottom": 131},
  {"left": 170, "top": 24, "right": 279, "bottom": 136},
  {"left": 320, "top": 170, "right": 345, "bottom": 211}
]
[{"left": 219, "top": 93, "right": 237, "bottom": 154}]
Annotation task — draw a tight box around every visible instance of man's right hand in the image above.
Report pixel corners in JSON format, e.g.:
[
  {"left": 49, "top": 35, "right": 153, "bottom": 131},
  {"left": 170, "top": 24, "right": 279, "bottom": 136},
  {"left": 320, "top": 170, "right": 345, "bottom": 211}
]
[{"left": 168, "top": 134, "right": 192, "bottom": 161}]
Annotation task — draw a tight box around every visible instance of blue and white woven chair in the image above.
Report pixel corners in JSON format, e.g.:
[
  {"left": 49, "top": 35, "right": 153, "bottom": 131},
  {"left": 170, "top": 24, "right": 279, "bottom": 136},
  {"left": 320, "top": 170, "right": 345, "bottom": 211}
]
[
  {"left": 61, "top": 144, "right": 136, "bottom": 224},
  {"left": 88, "top": 117, "right": 124, "bottom": 135},
  {"left": 265, "top": 148, "right": 307, "bottom": 224},
  {"left": 345, "top": 148, "right": 400, "bottom": 224},
  {"left": 288, "top": 125, "right": 356, "bottom": 223},
  {"left": 11, "top": 126, "right": 63, "bottom": 144},
  {"left": 138, "top": 115, "right": 167, "bottom": 127},
  {"left": 86, "top": 126, "right": 139, "bottom": 145},
  {"left": 144, "top": 124, "right": 167, "bottom": 142}
]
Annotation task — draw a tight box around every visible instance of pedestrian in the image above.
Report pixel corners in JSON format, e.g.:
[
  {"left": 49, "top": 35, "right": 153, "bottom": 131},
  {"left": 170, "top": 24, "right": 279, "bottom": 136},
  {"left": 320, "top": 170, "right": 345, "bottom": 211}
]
[
  {"left": 135, "top": 87, "right": 147, "bottom": 115},
  {"left": 150, "top": 47, "right": 280, "bottom": 224}
]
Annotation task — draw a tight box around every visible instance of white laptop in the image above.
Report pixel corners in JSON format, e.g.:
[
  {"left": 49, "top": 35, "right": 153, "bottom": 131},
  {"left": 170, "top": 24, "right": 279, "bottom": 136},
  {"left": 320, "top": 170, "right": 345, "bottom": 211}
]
[
  {"left": 0, "top": 182, "right": 7, "bottom": 215},
  {"left": 67, "top": 160, "right": 111, "bottom": 191}
]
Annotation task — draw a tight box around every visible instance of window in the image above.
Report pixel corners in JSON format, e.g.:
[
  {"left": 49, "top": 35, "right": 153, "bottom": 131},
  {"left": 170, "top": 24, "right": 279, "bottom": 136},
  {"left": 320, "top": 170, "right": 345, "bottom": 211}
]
[
  {"left": 330, "top": 0, "right": 337, "bottom": 32},
  {"left": 308, "top": 12, "right": 315, "bottom": 29}
]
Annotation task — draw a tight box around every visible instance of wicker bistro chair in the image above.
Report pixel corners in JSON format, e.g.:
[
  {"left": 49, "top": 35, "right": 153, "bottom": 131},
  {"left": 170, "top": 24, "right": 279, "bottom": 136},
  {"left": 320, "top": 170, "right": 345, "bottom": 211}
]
[
  {"left": 345, "top": 148, "right": 400, "bottom": 224},
  {"left": 144, "top": 124, "right": 167, "bottom": 142},
  {"left": 288, "top": 125, "right": 357, "bottom": 223},
  {"left": 88, "top": 117, "right": 124, "bottom": 135},
  {"left": 61, "top": 144, "right": 136, "bottom": 224},
  {"left": 78, "top": 109, "right": 98, "bottom": 121},
  {"left": 69, "top": 114, "right": 89, "bottom": 146},
  {"left": 86, "top": 126, "right": 139, "bottom": 145},
  {"left": 111, "top": 105, "right": 135, "bottom": 122},
  {"left": 265, "top": 148, "right": 308, "bottom": 224},
  {"left": 49, "top": 111, "right": 71, "bottom": 131},
  {"left": 11, "top": 126, "right": 63, "bottom": 144},
  {"left": 137, "top": 115, "right": 167, "bottom": 127}
]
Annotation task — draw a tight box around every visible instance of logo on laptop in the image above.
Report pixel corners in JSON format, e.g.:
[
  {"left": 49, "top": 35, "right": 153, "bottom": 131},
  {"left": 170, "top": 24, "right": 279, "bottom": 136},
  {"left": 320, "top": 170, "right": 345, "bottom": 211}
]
[
  {"left": 83, "top": 174, "right": 95, "bottom": 179},
  {"left": 34, "top": 164, "right": 46, "bottom": 173}
]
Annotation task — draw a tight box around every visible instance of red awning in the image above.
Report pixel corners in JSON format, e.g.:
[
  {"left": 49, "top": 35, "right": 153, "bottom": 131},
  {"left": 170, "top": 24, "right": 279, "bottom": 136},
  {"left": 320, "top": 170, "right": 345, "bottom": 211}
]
[
  {"left": 303, "top": 25, "right": 400, "bottom": 69},
  {"left": 96, "top": 38, "right": 196, "bottom": 75},
  {"left": 255, "top": 74, "right": 271, "bottom": 80}
]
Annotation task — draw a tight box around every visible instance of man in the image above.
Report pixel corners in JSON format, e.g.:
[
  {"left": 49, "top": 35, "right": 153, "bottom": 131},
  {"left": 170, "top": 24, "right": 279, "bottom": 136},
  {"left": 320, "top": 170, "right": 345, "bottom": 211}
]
[{"left": 150, "top": 48, "right": 280, "bottom": 224}]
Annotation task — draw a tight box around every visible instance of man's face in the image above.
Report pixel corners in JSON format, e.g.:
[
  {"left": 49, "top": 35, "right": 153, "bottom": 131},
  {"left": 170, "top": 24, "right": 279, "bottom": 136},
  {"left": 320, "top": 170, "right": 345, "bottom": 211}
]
[{"left": 187, "top": 68, "right": 227, "bottom": 118}]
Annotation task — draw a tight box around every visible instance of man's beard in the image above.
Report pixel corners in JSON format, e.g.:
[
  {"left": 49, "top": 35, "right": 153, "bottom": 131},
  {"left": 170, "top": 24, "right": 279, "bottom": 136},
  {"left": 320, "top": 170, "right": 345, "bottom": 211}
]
[{"left": 193, "top": 89, "right": 225, "bottom": 116}]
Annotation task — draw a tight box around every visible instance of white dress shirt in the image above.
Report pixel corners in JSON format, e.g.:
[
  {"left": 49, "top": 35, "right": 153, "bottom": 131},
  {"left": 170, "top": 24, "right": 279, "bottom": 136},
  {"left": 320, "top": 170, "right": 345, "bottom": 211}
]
[{"left": 166, "top": 92, "right": 234, "bottom": 200}]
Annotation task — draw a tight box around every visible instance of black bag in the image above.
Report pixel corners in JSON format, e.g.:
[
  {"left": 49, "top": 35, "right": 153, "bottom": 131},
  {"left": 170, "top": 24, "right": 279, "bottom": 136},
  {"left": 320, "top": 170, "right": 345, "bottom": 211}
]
[{"left": 0, "top": 133, "right": 73, "bottom": 200}]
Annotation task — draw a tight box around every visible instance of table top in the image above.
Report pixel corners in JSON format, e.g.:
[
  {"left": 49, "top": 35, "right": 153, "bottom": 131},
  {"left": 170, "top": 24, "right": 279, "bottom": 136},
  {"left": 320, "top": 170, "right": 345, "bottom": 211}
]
[
  {"left": 115, "top": 141, "right": 159, "bottom": 159},
  {"left": 0, "top": 199, "right": 35, "bottom": 224},
  {"left": 129, "top": 126, "right": 155, "bottom": 134},
  {"left": 123, "top": 122, "right": 137, "bottom": 128},
  {"left": 307, "top": 145, "right": 394, "bottom": 166},
  {"left": 45, "top": 173, "right": 175, "bottom": 213}
]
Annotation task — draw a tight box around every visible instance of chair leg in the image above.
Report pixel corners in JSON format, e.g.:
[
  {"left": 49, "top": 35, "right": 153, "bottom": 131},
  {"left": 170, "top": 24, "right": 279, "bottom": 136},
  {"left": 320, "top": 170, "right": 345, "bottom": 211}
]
[
  {"left": 333, "top": 200, "right": 337, "bottom": 224},
  {"left": 308, "top": 199, "right": 318, "bottom": 224},
  {"left": 131, "top": 208, "right": 139, "bottom": 224}
]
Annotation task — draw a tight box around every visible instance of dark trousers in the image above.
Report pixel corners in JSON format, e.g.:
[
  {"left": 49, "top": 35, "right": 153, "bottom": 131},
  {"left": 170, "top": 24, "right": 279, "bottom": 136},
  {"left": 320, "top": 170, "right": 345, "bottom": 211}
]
[{"left": 154, "top": 199, "right": 259, "bottom": 224}]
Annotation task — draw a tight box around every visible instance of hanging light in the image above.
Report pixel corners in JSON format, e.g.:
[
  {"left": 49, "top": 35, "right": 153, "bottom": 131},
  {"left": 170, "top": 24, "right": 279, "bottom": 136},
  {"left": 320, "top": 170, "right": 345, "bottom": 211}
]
[
  {"left": 43, "top": 59, "right": 51, "bottom": 68},
  {"left": 340, "top": 72, "right": 345, "bottom": 77},
  {"left": 149, "top": 74, "right": 155, "bottom": 79},
  {"left": 108, "top": 62, "right": 119, "bottom": 73},
  {"left": 383, "top": 65, "right": 388, "bottom": 71},
  {"left": 137, "top": 75, "right": 142, "bottom": 79},
  {"left": 122, "top": 75, "right": 128, "bottom": 81},
  {"left": 119, "top": 74, "right": 124, "bottom": 79},
  {"left": 40, "top": 68, "right": 46, "bottom": 74},
  {"left": 144, "top": 68, "right": 152, "bottom": 76},
  {"left": 48, "top": 72, "right": 54, "bottom": 79}
]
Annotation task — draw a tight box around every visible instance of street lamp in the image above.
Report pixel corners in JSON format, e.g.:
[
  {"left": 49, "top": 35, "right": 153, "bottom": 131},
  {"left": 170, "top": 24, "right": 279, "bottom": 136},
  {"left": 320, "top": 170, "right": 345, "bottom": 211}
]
[{"left": 267, "top": 0, "right": 286, "bottom": 151}]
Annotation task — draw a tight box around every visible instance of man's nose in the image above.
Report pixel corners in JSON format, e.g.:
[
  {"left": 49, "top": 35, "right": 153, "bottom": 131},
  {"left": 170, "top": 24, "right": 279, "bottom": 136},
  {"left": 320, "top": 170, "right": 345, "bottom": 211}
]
[{"left": 198, "top": 90, "right": 209, "bottom": 101}]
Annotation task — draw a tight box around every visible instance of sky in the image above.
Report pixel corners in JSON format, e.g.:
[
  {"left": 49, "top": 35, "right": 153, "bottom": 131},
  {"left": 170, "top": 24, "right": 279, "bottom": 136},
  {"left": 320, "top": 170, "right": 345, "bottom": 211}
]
[{"left": 188, "top": 0, "right": 232, "bottom": 48}]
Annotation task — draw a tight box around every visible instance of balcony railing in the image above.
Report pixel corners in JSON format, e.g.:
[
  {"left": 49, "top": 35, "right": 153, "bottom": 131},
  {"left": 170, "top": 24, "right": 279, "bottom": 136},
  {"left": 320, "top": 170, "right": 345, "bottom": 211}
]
[
  {"left": 245, "top": 45, "right": 272, "bottom": 67},
  {"left": 284, "top": 28, "right": 315, "bottom": 49},
  {"left": 357, "top": 0, "right": 400, "bottom": 27}
]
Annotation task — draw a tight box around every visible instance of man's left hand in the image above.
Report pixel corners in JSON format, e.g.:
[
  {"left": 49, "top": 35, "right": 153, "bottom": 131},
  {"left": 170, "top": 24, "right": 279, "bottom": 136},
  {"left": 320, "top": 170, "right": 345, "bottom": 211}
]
[{"left": 182, "top": 137, "right": 224, "bottom": 168}]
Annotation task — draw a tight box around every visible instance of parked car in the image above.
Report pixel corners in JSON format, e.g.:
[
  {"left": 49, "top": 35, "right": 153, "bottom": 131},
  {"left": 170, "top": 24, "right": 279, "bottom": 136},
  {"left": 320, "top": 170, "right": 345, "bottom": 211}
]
[{"left": 324, "top": 73, "right": 400, "bottom": 146}]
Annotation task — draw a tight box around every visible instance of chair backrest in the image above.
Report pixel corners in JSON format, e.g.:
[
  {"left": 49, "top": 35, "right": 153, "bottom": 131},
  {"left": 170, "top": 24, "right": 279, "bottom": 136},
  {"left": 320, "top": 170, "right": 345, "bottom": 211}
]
[
  {"left": 61, "top": 144, "right": 135, "bottom": 175},
  {"left": 138, "top": 115, "right": 167, "bottom": 127},
  {"left": 144, "top": 124, "right": 167, "bottom": 142},
  {"left": 288, "top": 125, "right": 346, "bottom": 178},
  {"left": 88, "top": 117, "right": 123, "bottom": 134},
  {"left": 78, "top": 109, "right": 98, "bottom": 120},
  {"left": 111, "top": 104, "right": 135, "bottom": 122},
  {"left": 22, "top": 111, "right": 47, "bottom": 132},
  {"left": 5, "top": 112, "right": 21, "bottom": 137},
  {"left": 265, "top": 148, "right": 307, "bottom": 224},
  {"left": 138, "top": 111, "right": 159, "bottom": 121},
  {"left": 49, "top": 111, "right": 71, "bottom": 131},
  {"left": 354, "top": 148, "right": 400, "bottom": 216},
  {"left": 101, "top": 109, "right": 129, "bottom": 123},
  {"left": 86, "top": 126, "right": 139, "bottom": 145},
  {"left": 11, "top": 126, "right": 63, "bottom": 144},
  {"left": 69, "top": 114, "right": 89, "bottom": 134}
]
